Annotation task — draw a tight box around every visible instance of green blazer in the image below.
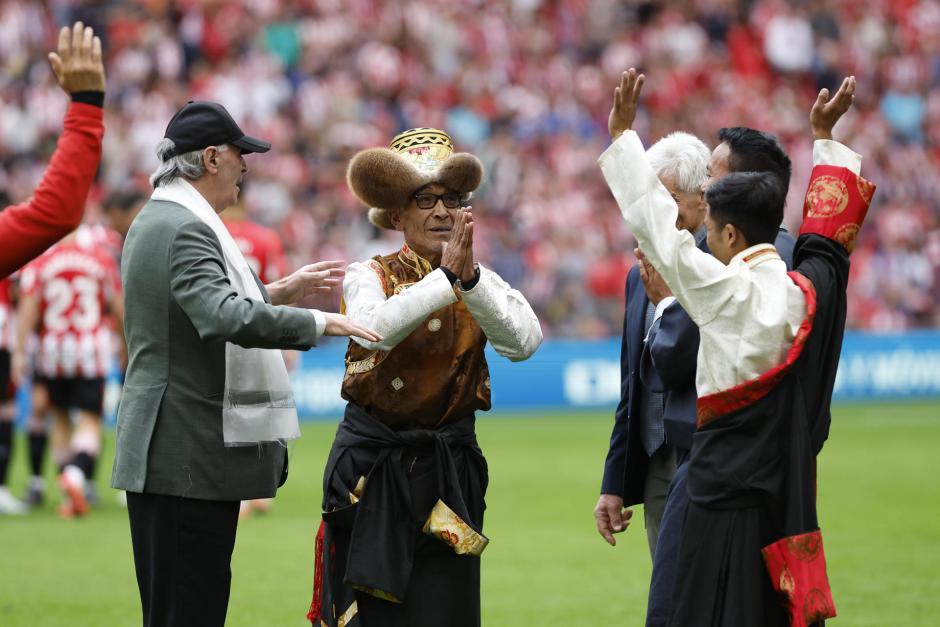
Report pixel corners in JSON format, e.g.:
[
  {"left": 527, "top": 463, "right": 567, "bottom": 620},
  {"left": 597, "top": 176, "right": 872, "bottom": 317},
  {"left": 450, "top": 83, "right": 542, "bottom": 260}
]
[{"left": 111, "top": 199, "right": 319, "bottom": 501}]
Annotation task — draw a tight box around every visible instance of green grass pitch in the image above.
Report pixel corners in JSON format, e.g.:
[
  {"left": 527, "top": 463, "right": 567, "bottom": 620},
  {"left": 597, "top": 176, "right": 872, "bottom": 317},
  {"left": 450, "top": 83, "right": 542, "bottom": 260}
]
[{"left": 1, "top": 402, "right": 938, "bottom": 626}]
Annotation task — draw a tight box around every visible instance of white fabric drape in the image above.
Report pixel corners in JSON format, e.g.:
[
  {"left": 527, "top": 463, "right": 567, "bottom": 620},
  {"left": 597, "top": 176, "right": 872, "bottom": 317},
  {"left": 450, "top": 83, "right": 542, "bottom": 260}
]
[{"left": 151, "top": 179, "right": 300, "bottom": 445}]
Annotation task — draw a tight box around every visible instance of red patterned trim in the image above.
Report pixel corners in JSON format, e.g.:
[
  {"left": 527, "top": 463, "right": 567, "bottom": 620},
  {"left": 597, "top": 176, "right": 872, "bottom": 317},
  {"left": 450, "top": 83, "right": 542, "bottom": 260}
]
[
  {"left": 367, "top": 259, "right": 390, "bottom": 295},
  {"left": 762, "top": 530, "right": 837, "bottom": 627},
  {"left": 799, "top": 165, "right": 876, "bottom": 254},
  {"left": 696, "top": 272, "right": 817, "bottom": 427},
  {"left": 742, "top": 247, "right": 778, "bottom": 267},
  {"left": 306, "top": 520, "right": 326, "bottom": 624}
]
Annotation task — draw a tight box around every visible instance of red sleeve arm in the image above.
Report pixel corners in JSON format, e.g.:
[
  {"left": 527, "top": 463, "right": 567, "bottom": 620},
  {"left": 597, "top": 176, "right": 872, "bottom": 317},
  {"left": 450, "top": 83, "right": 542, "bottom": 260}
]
[
  {"left": 798, "top": 164, "right": 876, "bottom": 255},
  {"left": 0, "top": 101, "right": 104, "bottom": 278}
]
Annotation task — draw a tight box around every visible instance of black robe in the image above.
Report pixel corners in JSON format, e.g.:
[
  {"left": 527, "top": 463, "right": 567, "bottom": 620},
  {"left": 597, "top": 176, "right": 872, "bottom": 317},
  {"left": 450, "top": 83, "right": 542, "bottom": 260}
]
[
  {"left": 670, "top": 165, "right": 875, "bottom": 627},
  {"left": 308, "top": 403, "right": 488, "bottom": 627}
]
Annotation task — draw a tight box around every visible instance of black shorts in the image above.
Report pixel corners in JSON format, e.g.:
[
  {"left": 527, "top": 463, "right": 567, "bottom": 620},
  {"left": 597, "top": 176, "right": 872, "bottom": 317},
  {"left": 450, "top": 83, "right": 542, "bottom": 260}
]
[
  {"left": 34, "top": 376, "right": 105, "bottom": 414},
  {"left": 0, "top": 350, "right": 14, "bottom": 402}
]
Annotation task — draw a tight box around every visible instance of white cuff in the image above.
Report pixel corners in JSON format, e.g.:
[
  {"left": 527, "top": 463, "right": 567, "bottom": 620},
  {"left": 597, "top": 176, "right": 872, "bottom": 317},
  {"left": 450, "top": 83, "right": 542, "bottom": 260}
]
[
  {"left": 309, "top": 309, "right": 326, "bottom": 340},
  {"left": 813, "top": 139, "right": 862, "bottom": 175}
]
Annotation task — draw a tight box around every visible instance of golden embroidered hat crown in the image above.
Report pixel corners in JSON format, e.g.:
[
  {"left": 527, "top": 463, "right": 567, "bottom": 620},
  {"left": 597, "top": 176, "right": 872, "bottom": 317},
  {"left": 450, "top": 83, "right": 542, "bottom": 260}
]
[{"left": 346, "top": 127, "right": 484, "bottom": 229}]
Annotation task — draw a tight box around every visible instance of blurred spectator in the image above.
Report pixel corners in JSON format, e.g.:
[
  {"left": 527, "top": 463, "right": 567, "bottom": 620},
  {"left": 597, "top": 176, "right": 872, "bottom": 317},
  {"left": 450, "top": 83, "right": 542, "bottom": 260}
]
[{"left": 3, "top": 0, "right": 939, "bottom": 333}]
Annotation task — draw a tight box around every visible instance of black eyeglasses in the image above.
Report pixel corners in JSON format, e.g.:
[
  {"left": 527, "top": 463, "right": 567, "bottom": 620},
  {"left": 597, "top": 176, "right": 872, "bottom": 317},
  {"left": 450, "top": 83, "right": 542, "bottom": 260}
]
[{"left": 412, "top": 192, "right": 469, "bottom": 210}]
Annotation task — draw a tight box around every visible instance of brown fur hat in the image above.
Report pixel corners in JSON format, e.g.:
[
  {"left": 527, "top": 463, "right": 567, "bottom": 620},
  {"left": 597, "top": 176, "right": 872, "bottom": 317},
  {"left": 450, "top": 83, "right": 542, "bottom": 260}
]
[{"left": 347, "top": 128, "right": 484, "bottom": 229}]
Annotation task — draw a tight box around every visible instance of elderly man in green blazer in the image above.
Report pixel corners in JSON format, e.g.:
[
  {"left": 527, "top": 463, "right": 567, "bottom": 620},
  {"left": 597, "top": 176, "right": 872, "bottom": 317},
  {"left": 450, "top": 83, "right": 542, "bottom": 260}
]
[{"left": 112, "top": 101, "right": 380, "bottom": 627}]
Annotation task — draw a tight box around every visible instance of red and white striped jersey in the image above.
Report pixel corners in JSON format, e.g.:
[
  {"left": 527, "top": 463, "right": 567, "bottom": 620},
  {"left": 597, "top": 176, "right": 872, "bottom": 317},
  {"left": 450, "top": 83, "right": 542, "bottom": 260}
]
[
  {"left": 222, "top": 218, "right": 288, "bottom": 284},
  {"left": 20, "top": 241, "right": 121, "bottom": 379},
  {"left": 0, "top": 277, "right": 13, "bottom": 351},
  {"left": 75, "top": 223, "right": 124, "bottom": 264}
]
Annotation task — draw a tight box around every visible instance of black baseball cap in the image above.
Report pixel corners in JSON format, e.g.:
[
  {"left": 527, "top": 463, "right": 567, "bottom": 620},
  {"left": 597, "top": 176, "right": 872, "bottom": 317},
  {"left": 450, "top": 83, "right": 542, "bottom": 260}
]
[{"left": 163, "top": 100, "right": 271, "bottom": 157}]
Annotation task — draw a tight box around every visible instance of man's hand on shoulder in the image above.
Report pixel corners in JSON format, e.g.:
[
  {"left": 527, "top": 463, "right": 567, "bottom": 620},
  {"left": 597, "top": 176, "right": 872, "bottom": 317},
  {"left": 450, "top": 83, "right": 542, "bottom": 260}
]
[
  {"left": 594, "top": 493, "right": 633, "bottom": 546},
  {"left": 810, "top": 75, "right": 855, "bottom": 141},
  {"left": 608, "top": 68, "right": 645, "bottom": 141},
  {"left": 48, "top": 22, "right": 106, "bottom": 95}
]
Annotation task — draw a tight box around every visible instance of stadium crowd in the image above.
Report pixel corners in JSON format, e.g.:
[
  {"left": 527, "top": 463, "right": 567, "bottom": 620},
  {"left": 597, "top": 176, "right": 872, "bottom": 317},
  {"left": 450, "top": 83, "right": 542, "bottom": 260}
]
[{"left": 2, "top": 0, "right": 939, "bottom": 335}]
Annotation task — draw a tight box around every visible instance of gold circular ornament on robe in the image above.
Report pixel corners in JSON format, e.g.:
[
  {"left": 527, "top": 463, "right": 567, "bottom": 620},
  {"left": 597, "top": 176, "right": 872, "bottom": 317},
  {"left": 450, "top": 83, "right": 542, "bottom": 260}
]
[
  {"left": 787, "top": 533, "right": 822, "bottom": 562},
  {"left": 805, "top": 175, "right": 849, "bottom": 218},
  {"left": 779, "top": 566, "right": 796, "bottom": 595},
  {"left": 834, "top": 223, "right": 860, "bottom": 253},
  {"left": 427, "top": 318, "right": 442, "bottom": 332}
]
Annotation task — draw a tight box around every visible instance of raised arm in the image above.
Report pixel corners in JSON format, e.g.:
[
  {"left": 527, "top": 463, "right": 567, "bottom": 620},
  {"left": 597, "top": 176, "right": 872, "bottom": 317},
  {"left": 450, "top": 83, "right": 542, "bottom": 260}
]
[
  {"left": 800, "top": 76, "right": 873, "bottom": 254},
  {"left": 0, "top": 23, "right": 107, "bottom": 278},
  {"left": 598, "top": 69, "right": 737, "bottom": 328}
]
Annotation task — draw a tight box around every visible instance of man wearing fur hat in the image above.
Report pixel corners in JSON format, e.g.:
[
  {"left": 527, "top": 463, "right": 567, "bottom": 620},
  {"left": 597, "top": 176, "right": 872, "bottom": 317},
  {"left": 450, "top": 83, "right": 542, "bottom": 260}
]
[{"left": 307, "top": 128, "right": 543, "bottom": 627}]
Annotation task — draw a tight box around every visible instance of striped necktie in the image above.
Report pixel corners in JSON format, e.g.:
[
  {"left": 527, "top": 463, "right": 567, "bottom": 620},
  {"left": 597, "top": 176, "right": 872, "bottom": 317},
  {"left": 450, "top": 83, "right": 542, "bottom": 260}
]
[{"left": 641, "top": 301, "right": 666, "bottom": 456}]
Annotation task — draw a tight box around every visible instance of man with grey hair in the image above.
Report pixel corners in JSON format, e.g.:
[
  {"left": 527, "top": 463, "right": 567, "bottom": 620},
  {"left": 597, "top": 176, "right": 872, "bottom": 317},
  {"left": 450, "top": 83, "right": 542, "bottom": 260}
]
[
  {"left": 112, "top": 100, "right": 380, "bottom": 627},
  {"left": 595, "top": 130, "right": 710, "bottom": 558}
]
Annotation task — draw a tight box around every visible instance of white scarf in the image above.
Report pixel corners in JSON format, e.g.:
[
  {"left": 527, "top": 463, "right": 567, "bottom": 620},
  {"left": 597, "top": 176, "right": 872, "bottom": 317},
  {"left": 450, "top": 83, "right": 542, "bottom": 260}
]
[{"left": 151, "top": 179, "right": 301, "bottom": 446}]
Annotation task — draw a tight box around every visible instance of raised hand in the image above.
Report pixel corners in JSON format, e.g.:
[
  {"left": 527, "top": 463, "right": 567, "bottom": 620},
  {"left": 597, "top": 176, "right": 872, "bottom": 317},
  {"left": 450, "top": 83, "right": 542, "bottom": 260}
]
[
  {"left": 594, "top": 493, "right": 633, "bottom": 546},
  {"left": 322, "top": 312, "right": 383, "bottom": 343},
  {"left": 440, "top": 208, "right": 471, "bottom": 278},
  {"left": 635, "top": 248, "right": 672, "bottom": 305},
  {"left": 266, "top": 260, "right": 345, "bottom": 306},
  {"left": 810, "top": 75, "right": 856, "bottom": 140},
  {"left": 48, "top": 22, "right": 105, "bottom": 94},
  {"left": 458, "top": 207, "right": 476, "bottom": 283},
  {"left": 608, "top": 68, "right": 645, "bottom": 140}
]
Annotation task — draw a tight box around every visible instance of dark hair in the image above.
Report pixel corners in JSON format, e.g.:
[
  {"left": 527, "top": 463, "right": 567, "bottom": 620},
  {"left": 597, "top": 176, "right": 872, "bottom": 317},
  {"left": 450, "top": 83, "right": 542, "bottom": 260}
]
[
  {"left": 103, "top": 188, "right": 147, "bottom": 213},
  {"left": 705, "top": 171, "right": 785, "bottom": 246},
  {"left": 717, "top": 127, "right": 792, "bottom": 190}
]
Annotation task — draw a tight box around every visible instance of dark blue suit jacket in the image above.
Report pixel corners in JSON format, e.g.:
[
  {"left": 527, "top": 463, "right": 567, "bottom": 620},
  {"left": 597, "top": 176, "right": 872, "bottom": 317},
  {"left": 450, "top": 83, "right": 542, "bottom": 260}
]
[
  {"left": 600, "top": 264, "right": 650, "bottom": 506},
  {"left": 639, "top": 228, "right": 797, "bottom": 454}
]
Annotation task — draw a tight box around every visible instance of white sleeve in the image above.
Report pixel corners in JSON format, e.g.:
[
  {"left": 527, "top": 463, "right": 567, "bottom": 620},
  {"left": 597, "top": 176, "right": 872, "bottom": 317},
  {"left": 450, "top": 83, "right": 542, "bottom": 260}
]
[
  {"left": 342, "top": 261, "right": 457, "bottom": 351},
  {"left": 813, "top": 140, "right": 862, "bottom": 174},
  {"left": 598, "top": 131, "right": 740, "bottom": 327},
  {"left": 460, "top": 264, "right": 543, "bottom": 361}
]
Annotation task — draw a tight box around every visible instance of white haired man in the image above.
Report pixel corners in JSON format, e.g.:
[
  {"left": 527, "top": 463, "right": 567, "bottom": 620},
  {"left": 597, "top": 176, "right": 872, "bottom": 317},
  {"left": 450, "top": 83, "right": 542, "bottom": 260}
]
[
  {"left": 112, "top": 101, "right": 379, "bottom": 627},
  {"left": 594, "top": 131, "right": 711, "bottom": 558}
]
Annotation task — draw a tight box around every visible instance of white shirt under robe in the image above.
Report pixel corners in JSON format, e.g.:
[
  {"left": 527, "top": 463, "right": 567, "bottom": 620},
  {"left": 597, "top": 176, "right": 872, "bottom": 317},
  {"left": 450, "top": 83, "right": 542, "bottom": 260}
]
[{"left": 343, "top": 260, "right": 542, "bottom": 362}]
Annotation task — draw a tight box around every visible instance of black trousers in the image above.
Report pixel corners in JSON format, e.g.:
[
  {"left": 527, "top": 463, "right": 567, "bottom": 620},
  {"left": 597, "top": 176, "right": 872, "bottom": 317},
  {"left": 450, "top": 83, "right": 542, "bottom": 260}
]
[{"left": 126, "top": 492, "right": 239, "bottom": 627}]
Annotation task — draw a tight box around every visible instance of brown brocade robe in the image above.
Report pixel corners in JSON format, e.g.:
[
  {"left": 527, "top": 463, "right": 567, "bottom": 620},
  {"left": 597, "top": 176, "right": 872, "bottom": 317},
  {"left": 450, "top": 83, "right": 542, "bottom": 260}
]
[
  {"left": 308, "top": 244, "right": 541, "bottom": 627},
  {"left": 341, "top": 247, "right": 492, "bottom": 429}
]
